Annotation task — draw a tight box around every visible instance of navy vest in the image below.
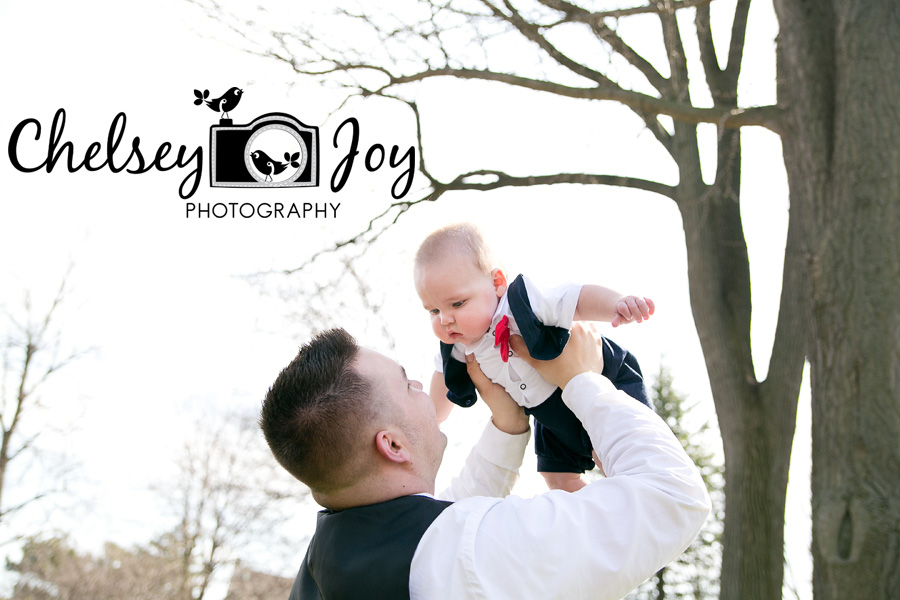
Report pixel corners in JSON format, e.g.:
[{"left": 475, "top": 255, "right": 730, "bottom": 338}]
[{"left": 290, "top": 495, "right": 452, "bottom": 600}]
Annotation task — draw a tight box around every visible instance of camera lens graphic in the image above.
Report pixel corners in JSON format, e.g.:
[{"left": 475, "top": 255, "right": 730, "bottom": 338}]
[
  {"left": 209, "top": 113, "right": 318, "bottom": 188},
  {"left": 244, "top": 124, "right": 308, "bottom": 185}
]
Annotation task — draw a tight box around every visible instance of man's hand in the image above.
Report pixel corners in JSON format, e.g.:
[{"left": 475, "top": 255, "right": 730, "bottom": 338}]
[
  {"left": 466, "top": 354, "right": 529, "bottom": 435},
  {"left": 509, "top": 322, "right": 606, "bottom": 390},
  {"left": 611, "top": 295, "right": 655, "bottom": 328}
]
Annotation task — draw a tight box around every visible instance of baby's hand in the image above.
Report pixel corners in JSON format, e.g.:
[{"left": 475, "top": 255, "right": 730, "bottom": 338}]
[{"left": 611, "top": 296, "right": 655, "bottom": 328}]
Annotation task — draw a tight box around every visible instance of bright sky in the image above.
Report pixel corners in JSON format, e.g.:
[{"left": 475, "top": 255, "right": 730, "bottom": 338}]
[{"left": 0, "top": 0, "right": 810, "bottom": 597}]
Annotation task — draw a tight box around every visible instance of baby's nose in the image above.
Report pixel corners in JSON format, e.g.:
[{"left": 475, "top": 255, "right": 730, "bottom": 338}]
[{"left": 440, "top": 312, "right": 455, "bottom": 324}]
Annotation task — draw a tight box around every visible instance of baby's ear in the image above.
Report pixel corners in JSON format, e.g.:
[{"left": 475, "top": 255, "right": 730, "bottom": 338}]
[{"left": 491, "top": 268, "right": 508, "bottom": 296}]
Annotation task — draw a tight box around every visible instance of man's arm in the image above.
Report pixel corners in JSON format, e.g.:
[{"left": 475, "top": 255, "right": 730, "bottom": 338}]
[
  {"left": 473, "top": 372, "right": 710, "bottom": 599},
  {"left": 435, "top": 354, "right": 530, "bottom": 502},
  {"left": 412, "top": 324, "right": 710, "bottom": 600}
]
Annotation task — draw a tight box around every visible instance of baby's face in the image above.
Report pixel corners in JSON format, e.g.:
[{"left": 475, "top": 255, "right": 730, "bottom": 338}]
[{"left": 415, "top": 253, "right": 504, "bottom": 347}]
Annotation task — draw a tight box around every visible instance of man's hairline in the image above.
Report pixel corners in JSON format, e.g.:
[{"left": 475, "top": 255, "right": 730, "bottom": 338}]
[{"left": 349, "top": 347, "right": 404, "bottom": 426}]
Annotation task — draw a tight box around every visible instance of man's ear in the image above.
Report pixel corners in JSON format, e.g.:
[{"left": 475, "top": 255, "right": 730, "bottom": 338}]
[
  {"left": 374, "top": 429, "right": 411, "bottom": 464},
  {"left": 491, "top": 268, "right": 508, "bottom": 297}
]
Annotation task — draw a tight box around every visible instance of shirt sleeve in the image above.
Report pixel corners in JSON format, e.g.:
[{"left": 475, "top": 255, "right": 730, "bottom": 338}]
[
  {"left": 434, "top": 345, "right": 467, "bottom": 374},
  {"left": 411, "top": 373, "right": 711, "bottom": 600},
  {"left": 521, "top": 275, "right": 583, "bottom": 330},
  {"left": 435, "top": 420, "right": 530, "bottom": 502}
]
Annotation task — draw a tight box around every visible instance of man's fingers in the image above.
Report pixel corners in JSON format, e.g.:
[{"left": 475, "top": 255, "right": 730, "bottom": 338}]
[
  {"left": 465, "top": 354, "right": 491, "bottom": 389},
  {"left": 510, "top": 322, "right": 606, "bottom": 390},
  {"left": 508, "top": 334, "right": 533, "bottom": 365},
  {"left": 466, "top": 352, "right": 530, "bottom": 434},
  {"left": 566, "top": 322, "right": 606, "bottom": 374}
]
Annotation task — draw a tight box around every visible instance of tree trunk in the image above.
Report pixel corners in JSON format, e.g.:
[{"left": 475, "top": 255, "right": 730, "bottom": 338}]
[
  {"left": 679, "top": 193, "right": 797, "bottom": 600},
  {"left": 675, "top": 120, "right": 805, "bottom": 599},
  {"left": 775, "top": 0, "right": 900, "bottom": 597}
]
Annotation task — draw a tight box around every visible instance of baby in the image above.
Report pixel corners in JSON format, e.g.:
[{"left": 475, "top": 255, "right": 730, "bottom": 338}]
[{"left": 414, "top": 222, "right": 655, "bottom": 492}]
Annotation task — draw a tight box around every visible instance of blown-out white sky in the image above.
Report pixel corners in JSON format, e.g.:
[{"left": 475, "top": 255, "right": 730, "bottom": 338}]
[{"left": 0, "top": 0, "right": 810, "bottom": 597}]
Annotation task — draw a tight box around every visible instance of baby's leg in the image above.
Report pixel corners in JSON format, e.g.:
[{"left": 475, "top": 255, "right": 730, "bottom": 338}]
[
  {"left": 532, "top": 416, "right": 592, "bottom": 492},
  {"left": 540, "top": 471, "right": 587, "bottom": 492}
]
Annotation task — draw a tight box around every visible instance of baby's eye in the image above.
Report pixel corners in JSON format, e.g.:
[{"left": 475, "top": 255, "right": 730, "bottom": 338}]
[
  {"left": 452, "top": 300, "right": 465, "bottom": 308},
  {"left": 429, "top": 308, "right": 440, "bottom": 315}
]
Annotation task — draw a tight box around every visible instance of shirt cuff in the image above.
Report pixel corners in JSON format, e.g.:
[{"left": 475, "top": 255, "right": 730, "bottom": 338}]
[{"left": 479, "top": 419, "right": 531, "bottom": 471}]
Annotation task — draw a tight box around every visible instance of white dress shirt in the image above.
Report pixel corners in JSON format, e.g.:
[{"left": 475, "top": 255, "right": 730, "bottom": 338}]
[{"left": 409, "top": 373, "right": 711, "bottom": 600}]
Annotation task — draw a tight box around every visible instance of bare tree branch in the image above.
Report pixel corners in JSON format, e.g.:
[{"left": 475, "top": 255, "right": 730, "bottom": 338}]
[
  {"left": 546, "top": 0, "right": 714, "bottom": 22},
  {"left": 696, "top": 0, "right": 751, "bottom": 101},
  {"left": 186, "top": 0, "right": 782, "bottom": 135},
  {"left": 0, "top": 271, "right": 85, "bottom": 524},
  {"left": 153, "top": 409, "right": 311, "bottom": 598},
  {"left": 536, "top": 0, "right": 671, "bottom": 93},
  {"left": 279, "top": 60, "right": 785, "bottom": 134},
  {"left": 477, "top": 0, "right": 617, "bottom": 87},
  {"left": 278, "top": 165, "right": 674, "bottom": 277},
  {"left": 436, "top": 168, "right": 676, "bottom": 196},
  {"left": 0, "top": 491, "right": 47, "bottom": 521}
]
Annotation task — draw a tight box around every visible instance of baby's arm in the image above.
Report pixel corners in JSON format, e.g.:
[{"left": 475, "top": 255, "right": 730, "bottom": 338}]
[
  {"left": 574, "top": 285, "right": 655, "bottom": 327},
  {"left": 430, "top": 371, "right": 455, "bottom": 423}
]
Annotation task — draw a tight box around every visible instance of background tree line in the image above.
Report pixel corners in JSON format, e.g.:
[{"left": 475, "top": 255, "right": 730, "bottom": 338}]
[
  {"left": 0, "top": 276, "right": 308, "bottom": 599},
  {"left": 2, "top": 290, "right": 720, "bottom": 600}
]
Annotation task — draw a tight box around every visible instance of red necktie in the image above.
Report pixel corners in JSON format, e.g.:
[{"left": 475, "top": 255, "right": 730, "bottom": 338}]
[{"left": 494, "top": 315, "right": 511, "bottom": 363}]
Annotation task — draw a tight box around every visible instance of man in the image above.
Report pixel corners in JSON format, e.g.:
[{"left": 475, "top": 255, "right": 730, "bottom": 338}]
[{"left": 261, "top": 323, "right": 710, "bottom": 599}]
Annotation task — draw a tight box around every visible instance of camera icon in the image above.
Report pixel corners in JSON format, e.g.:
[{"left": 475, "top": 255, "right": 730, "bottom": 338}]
[{"left": 209, "top": 113, "right": 319, "bottom": 188}]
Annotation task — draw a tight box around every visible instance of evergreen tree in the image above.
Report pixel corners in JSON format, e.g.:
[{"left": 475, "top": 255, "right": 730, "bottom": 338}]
[{"left": 625, "top": 365, "right": 724, "bottom": 600}]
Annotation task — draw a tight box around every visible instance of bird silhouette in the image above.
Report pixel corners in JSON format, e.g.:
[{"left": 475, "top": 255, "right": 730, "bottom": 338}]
[
  {"left": 193, "top": 87, "right": 243, "bottom": 119},
  {"left": 251, "top": 150, "right": 293, "bottom": 182}
]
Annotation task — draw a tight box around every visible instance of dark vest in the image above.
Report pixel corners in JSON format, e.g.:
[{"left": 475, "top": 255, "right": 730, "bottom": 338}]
[{"left": 290, "top": 495, "right": 453, "bottom": 600}]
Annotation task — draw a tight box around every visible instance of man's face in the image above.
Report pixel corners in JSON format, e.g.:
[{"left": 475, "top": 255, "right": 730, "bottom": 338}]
[
  {"left": 414, "top": 251, "right": 504, "bottom": 347},
  {"left": 353, "top": 348, "right": 447, "bottom": 480}
]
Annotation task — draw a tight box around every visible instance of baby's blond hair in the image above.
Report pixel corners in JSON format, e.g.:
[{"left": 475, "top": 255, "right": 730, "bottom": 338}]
[{"left": 415, "top": 222, "right": 497, "bottom": 275}]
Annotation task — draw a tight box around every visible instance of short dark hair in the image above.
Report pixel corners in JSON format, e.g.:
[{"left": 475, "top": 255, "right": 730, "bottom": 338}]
[{"left": 260, "top": 328, "right": 378, "bottom": 493}]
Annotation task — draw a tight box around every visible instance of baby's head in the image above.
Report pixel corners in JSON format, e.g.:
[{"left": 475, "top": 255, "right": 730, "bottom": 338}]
[{"left": 414, "top": 223, "right": 507, "bottom": 347}]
